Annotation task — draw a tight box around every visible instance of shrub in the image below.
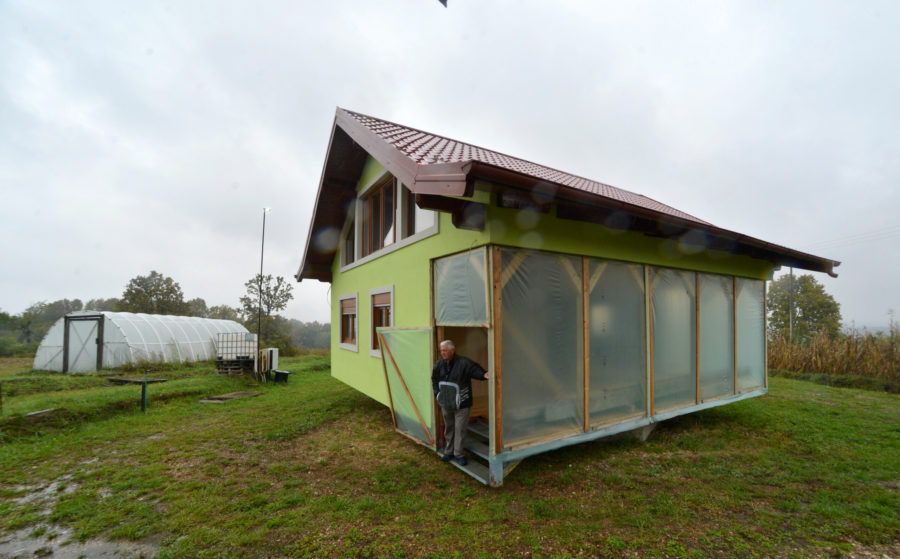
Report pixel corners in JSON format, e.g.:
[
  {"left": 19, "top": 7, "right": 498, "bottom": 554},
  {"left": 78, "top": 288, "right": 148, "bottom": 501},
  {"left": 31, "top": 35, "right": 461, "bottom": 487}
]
[{"left": 768, "top": 321, "right": 899, "bottom": 383}]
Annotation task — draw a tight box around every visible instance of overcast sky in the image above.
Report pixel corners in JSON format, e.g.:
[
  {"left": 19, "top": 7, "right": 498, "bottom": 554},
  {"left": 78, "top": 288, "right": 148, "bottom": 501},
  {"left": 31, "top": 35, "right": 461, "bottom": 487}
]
[{"left": 2, "top": 1, "right": 898, "bottom": 329}]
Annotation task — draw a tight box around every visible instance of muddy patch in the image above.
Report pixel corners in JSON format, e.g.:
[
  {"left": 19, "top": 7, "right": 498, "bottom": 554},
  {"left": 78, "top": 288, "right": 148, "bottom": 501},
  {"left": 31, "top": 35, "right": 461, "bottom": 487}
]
[
  {"left": 2, "top": 476, "right": 160, "bottom": 558},
  {"left": 0, "top": 524, "right": 159, "bottom": 558}
]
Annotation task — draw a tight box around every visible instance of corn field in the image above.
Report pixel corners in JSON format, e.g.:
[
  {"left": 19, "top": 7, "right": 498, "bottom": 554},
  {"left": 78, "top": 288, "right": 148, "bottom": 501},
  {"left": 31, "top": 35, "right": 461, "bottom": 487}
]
[{"left": 768, "top": 322, "right": 900, "bottom": 382}]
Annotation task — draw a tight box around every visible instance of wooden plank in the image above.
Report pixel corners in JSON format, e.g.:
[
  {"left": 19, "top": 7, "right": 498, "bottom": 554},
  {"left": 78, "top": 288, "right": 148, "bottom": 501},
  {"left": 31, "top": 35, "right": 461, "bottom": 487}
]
[
  {"left": 648, "top": 267, "right": 655, "bottom": 417},
  {"left": 108, "top": 378, "right": 167, "bottom": 385},
  {"left": 628, "top": 262, "right": 644, "bottom": 292},
  {"left": 381, "top": 333, "right": 434, "bottom": 445},
  {"left": 500, "top": 251, "right": 527, "bottom": 290},
  {"left": 582, "top": 255, "right": 590, "bottom": 433},
  {"left": 559, "top": 256, "right": 582, "bottom": 291},
  {"left": 764, "top": 280, "right": 769, "bottom": 390},
  {"left": 588, "top": 261, "right": 608, "bottom": 293},
  {"left": 378, "top": 333, "right": 399, "bottom": 431},
  {"left": 492, "top": 245, "right": 503, "bottom": 456},
  {"left": 451, "top": 457, "right": 490, "bottom": 485},
  {"left": 465, "top": 437, "right": 490, "bottom": 460}
]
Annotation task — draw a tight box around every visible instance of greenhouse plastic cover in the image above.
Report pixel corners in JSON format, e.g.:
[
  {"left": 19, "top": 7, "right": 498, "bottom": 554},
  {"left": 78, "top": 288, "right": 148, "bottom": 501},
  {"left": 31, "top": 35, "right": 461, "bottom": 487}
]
[{"left": 33, "top": 311, "right": 249, "bottom": 372}]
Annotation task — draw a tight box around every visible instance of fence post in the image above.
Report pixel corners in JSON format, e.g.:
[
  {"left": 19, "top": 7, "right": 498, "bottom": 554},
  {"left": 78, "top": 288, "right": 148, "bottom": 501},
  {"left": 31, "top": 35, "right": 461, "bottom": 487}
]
[{"left": 141, "top": 369, "right": 148, "bottom": 412}]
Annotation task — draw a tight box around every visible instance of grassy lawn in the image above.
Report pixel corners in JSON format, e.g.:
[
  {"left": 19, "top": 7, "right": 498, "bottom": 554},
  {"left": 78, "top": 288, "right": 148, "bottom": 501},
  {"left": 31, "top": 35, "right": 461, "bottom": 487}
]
[{"left": 1, "top": 355, "right": 897, "bottom": 558}]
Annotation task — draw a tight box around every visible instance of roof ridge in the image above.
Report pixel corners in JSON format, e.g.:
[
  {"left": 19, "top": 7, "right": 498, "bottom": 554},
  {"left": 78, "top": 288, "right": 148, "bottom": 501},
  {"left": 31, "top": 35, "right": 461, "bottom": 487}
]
[
  {"left": 338, "top": 107, "right": 711, "bottom": 226},
  {"left": 341, "top": 107, "right": 618, "bottom": 184}
]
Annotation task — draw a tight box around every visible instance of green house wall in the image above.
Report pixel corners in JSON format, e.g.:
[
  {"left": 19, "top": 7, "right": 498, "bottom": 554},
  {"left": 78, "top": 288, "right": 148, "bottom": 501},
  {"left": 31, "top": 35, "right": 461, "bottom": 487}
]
[{"left": 329, "top": 157, "right": 774, "bottom": 406}]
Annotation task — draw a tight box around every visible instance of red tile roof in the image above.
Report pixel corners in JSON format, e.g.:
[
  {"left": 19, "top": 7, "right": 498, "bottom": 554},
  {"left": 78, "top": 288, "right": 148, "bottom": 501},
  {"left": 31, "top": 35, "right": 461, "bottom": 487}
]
[{"left": 342, "top": 109, "right": 712, "bottom": 226}]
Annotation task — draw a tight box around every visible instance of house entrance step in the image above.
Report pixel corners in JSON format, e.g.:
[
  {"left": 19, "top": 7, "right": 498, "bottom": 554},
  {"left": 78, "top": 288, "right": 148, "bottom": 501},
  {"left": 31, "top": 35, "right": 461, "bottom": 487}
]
[
  {"left": 467, "top": 418, "right": 489, "bottom": 440},
  {"left": 449, "top": 455, "right": 490, "bottom": 484},
  {"left": 465, "top": 438, "right": 490, "bottom": 461}
]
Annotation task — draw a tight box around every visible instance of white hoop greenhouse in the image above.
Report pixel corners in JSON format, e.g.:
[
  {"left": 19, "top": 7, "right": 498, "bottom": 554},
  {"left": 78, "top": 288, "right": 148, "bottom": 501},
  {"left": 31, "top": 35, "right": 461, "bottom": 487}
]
[{"left": 33, "top": 311, "right": 249, "bottom": 373}]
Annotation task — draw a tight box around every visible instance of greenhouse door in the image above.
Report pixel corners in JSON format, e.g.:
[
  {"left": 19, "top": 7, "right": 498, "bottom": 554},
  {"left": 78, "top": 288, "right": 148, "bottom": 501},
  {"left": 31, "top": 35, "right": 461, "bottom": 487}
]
[
  {"left": 377, "top": 327, "right": 435, "bottom": 448},
  {"left": 64, "top": 314, "right": 104, "bottom": 373}
]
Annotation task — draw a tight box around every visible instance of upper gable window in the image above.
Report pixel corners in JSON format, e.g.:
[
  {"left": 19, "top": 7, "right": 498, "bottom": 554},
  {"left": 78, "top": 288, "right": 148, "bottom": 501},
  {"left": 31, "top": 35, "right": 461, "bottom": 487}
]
[
  {"left": 405, "top": 187, "right": 436, "bottom": 237},
  {"left": 340, "top": 171, "right": 438, "bottom": 270},
  {"left": 362, "top": 177, "right": 396, "bottom": 257},
  {"left": 342, "top": 213, "right": 356, "bottom": 266}
]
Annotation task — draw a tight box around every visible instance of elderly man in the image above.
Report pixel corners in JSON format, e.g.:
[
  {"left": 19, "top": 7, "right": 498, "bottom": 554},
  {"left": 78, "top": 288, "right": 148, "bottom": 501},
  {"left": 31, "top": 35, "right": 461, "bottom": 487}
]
[{"left": 431, "top": 339, "right": 488, "bottom": 466}]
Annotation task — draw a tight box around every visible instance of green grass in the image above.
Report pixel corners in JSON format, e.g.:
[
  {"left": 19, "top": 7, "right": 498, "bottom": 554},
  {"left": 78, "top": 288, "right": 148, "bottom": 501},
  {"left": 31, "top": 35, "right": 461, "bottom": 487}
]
[{"left": 1, "top": 356, "right": 897, "bottom": 558}]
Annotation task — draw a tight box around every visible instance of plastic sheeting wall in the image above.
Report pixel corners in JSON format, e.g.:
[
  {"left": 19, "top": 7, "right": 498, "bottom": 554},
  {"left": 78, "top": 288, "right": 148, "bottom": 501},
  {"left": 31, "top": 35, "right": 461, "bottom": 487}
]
[
  {"left": 699, "top": 274, "right": 735, "bottom": 400},
  {"left": 588, "top": 260, "right": 646, "bottom": 426},
  {"left": 434, "top": 247, "right": 768, "bottom": 452},
  {"left": 378, "top": 328, "right": 434, "bottom": 444},
  {"left": 434, "top": 249, "right": 488, "bottom": 326},
  {"left": 651, "top": 269, "right": 697, "bottom": 412},
  {"left": 736, "top": 278, "right": 766, "bottom": 392},
  {"left": 501, "top": 250, "right": 583, "bottom": 448}
]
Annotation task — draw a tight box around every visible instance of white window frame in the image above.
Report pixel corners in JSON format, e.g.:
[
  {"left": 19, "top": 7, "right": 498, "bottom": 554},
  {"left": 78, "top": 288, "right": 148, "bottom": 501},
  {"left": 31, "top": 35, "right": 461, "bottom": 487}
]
[
  {"left": 339, "top": 169, "right": 439, "bottom": 273},
  {"left": 369, "top": 285, "right": 394, "bottom": 358},
  {"left": 340, "top": 201, "right": 357, "bottom": 267},
  {"left": 338, "top": 293, "right": 358, "bottom": 352}
]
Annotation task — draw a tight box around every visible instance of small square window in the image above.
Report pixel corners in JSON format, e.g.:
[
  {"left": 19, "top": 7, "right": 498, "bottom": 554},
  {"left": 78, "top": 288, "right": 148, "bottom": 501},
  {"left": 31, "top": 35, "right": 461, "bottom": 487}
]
[
  {"left": 370, "top": 287, "right": 393, "bottom": 356},
  {"left": 339, "top": 295, "right": 357, "bottom": 351}
]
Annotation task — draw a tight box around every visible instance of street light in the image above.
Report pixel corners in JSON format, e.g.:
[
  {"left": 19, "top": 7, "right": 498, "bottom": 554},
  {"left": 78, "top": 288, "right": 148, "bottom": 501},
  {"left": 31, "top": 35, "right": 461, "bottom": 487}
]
[{"left": 257, "top": 207, "right": 270, "bottom": 380}]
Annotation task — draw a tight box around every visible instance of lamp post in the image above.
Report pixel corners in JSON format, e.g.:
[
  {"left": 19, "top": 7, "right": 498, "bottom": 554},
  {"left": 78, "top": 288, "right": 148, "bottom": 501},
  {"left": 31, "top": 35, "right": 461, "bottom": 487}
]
[{"left": 257, "top": 207, "right": 270, "bottom": 379}]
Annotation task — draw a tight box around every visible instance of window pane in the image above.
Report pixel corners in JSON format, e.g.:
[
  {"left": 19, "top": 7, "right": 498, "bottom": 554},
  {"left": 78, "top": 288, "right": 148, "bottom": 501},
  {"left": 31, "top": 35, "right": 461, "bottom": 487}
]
[
  {"left": 341, "top": 314, "right": 356, "bottom": 344},
  {"left": 404, "top": 187, "right": 435, "bottom": 237},
  {"left": 370, "top": 191, "right": 381, "bottom": 254},
  {"left": 413, "top": 203, "right": 435, "bottom": 234},
  {"left": 344, "top": 213, "right": 355, "bottom": 265},
  {"left": 652, "top": 268, "right": 696, "bottom": 412},
  {"left": 372, "top": 293, "right": 391, "bottom": 351},
  {"left": 382, "top": 181, "right": 394, "bottom": 247},
  {"left": 407, "top": 188, "right": 415, "bottom": 236}
]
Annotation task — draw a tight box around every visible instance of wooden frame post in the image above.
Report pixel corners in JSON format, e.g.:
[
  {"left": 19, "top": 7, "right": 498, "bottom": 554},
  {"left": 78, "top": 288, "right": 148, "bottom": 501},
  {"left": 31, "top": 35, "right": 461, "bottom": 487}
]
[
  {"left": 647, "top": 267, "right": 655, "bottom": 417},
  {"left": 695, "top": 273, "right": 701, "bottom": 405},
  {"left": 733, "top": 276, "right": 738, "bottom": 395},
  {"left": 492, "top": 246, "right": 503, "bottom": 455},
  {"left": 763, "top": 280, "right": 768, "bottom": 389},
  {"left": 582, "top": 256, "right": 590, "bottom": 433}
]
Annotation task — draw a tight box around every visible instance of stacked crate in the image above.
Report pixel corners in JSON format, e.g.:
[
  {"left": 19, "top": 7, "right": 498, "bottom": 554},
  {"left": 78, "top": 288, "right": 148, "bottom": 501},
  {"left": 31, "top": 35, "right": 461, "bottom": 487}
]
[{"left": 215, "top": 332, "right": 257, "bottom": 374}]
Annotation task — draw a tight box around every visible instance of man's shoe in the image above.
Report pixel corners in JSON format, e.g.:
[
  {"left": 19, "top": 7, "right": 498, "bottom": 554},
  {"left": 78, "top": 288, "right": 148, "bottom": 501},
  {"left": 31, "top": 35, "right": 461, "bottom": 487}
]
[
  {"left": 456, "top": 455, "right": 468, "bottom": 466},
  {"left": 441, "top": 453, "right": 453, "bottom": 462}
]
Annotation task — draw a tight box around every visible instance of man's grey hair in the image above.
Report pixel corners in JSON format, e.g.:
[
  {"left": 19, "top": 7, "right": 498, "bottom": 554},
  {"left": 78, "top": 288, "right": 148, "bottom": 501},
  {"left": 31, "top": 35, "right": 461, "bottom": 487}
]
[{"left": 439, "top": 339, "right": 455, "bottom": 350}]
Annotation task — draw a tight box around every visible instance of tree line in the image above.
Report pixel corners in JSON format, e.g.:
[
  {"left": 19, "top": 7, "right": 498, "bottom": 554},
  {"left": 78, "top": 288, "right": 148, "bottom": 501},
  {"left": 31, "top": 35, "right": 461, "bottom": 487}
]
[{"left": 0, "top": 271, "right": 329, "bottom": 357}]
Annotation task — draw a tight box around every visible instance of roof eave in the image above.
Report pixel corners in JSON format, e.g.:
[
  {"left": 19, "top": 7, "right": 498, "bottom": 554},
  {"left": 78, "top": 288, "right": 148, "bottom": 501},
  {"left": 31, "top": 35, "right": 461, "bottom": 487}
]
[
  {"left": 296, "top": 116, "right": 369, "bottom": 283},
  {"left": 468, "top": 161, "right": 840, "bottom": 277}
]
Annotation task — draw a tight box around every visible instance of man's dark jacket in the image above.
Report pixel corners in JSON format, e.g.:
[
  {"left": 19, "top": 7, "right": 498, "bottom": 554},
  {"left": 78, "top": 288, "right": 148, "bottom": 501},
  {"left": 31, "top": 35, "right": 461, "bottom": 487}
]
[{"left": 431, "top": 355, "right": 487, "bottom": 410}]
